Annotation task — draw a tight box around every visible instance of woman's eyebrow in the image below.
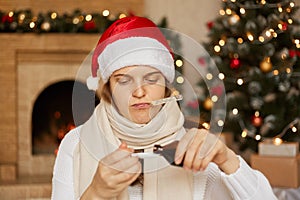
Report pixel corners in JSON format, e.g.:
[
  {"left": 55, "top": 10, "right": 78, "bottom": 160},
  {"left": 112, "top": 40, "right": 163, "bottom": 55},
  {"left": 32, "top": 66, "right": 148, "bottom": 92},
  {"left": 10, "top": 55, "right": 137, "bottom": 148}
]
[
  {"left": 112, "top": 74, "right": 131, "bottom": 78},
  {"left": 145, "top": 71, "right": 162, "bottom": 76}
]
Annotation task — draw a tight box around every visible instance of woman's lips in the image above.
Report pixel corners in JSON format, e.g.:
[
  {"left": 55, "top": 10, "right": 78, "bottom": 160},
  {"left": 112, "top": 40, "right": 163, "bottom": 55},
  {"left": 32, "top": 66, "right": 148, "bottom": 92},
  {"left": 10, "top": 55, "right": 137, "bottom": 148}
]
[{"left": 132, "top": 103, "right": 151, "bottom": 109}]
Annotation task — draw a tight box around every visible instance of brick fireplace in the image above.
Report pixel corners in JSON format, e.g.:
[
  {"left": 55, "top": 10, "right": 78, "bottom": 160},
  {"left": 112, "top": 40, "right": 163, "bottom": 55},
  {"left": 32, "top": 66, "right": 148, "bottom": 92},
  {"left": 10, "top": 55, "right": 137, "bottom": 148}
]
[{"left": 0, "top": 33, "right": 100, "bottom": 199}]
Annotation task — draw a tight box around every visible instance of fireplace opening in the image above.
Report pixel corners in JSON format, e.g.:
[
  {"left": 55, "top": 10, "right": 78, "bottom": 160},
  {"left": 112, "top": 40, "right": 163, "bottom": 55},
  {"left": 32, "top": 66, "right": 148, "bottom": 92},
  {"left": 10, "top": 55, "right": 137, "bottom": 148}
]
[{"left": 32, "top": 80, "right": 99, "bottom": 155}]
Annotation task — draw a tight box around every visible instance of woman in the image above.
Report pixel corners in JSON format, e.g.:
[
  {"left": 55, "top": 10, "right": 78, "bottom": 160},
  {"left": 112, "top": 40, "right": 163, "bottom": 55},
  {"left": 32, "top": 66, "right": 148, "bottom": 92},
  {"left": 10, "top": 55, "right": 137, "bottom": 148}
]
[{"left": 51, "top": 16, "right": 277, "bottom": 200}]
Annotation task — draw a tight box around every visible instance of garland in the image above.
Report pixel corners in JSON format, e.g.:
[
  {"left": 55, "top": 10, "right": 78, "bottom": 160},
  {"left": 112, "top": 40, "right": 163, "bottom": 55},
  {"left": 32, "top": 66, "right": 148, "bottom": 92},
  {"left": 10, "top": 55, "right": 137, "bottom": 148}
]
[{"left": 0, "top": 9, "right": 125, "bottom": 33}]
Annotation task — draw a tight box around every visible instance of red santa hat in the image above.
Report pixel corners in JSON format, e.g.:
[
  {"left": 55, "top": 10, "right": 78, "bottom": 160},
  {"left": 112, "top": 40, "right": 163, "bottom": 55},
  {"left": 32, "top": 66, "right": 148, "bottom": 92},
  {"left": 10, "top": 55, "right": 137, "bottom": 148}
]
[{"left": 87, "top": 16, "right": 175, "bottom": 90}]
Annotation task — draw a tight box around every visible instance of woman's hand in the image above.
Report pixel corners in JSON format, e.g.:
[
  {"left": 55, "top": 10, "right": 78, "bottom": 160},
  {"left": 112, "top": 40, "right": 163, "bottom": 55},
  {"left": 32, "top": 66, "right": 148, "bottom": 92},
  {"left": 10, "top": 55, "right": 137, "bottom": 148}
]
[
  {"left": 81, "top": 142, "right": 142, "bottom": 199},
  {"left": 174, "top": 128, "right": 239, "bottom": 174}
]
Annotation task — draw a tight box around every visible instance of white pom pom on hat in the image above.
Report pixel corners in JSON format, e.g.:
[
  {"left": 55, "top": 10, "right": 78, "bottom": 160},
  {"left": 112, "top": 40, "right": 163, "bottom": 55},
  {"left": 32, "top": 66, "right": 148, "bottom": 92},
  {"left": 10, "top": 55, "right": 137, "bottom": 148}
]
[{"left": 86, "top": 16, "right": 175, "bottom": 90}]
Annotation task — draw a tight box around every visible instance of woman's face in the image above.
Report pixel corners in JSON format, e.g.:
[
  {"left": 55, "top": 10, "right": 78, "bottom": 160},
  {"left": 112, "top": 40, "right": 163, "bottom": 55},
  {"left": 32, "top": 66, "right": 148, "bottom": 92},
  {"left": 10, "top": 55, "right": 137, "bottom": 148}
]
[{"left": 109, "top": 65, "right": 166, "bottom": 124}]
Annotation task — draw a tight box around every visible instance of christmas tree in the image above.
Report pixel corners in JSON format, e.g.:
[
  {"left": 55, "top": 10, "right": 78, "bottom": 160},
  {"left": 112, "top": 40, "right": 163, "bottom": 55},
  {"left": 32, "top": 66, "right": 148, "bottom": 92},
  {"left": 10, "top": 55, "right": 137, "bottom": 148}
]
[{"left": 196, "top": 0, "right": 300, "bottom": 152}]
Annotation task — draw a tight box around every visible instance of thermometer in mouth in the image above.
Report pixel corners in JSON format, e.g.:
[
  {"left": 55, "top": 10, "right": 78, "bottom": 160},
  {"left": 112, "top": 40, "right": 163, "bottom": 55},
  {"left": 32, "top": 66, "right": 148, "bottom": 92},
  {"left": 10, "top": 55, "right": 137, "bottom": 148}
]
[{"left": 151, "top": 94, "right": 183, "bottom": 106}]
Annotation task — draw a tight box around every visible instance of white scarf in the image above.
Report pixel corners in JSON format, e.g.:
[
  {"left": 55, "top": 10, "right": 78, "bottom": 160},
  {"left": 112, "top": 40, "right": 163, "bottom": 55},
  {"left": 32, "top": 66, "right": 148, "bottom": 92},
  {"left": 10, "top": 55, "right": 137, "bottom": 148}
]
[{"left": 73, "top": 100, "right": 205, "bottom": 199}]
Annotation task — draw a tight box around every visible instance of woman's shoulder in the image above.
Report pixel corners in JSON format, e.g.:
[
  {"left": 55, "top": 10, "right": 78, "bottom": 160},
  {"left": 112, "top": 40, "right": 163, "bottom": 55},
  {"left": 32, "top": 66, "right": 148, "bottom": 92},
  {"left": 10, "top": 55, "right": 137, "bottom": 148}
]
[{"left": 58, "top": 126, "right": 82, "bottom": 156}]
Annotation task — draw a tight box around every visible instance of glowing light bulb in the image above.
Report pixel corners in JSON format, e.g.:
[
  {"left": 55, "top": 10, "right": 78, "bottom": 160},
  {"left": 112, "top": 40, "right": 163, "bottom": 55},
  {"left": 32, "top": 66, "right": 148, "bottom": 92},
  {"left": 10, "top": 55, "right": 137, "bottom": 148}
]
[
  {"left": 29, "top": 22, "right": 35, "bottom": 28},
  {"left": 217, "top": 120, "right": 224, "bottom": 127},
  {"left": 218, "top": 73, "right": 225, "bottom": 80},
  {"left": 219, "top": 9, "right": 226, "bottom": 15},
  {"left": 8, "top": 11, "right": 14, "bottom": 17},
  {"left": 225, "top": 8, "right": 232, "bottom": 15},
  {"left": 292, "top": 126, "right": 297, "bottom": 132},
  {"left": 237, "top": 37, "right": 243, "bottom": 44},
  {"left": 202, "top": 122, "right": 210, "bottom": 129},
  {"left": 247, "top": 33, "right": 254, "bottom": 41},
  {"left": 176, "top": 76, "right": 184, "bottom": 84},
  {"left": 102, "top": 9, "right": 110, "bottom": 17},
  {"left": 219, "top": 39, "right": 226, "bottom": 46},
  {"left": 175, "top": 59, "right": 183, "bottom": 67},
  {"left": 273, "top": 70, "right": 279, "bottom": 76},
  {"left": 119, "top": 13, "right": 126, "bottom": 19},
  {"left": 232, "top": 108, "right": 239, "bottom": 115},
  {"left": 237, "top": 78, "right": 244, "bottom": 85},
  {"left": 85, "top": 14, "right": 92, "bottom": 21},
  {"left": 240, "top": 8, "right": 246, "bottom": 15},
  {"left": 211, "top": 95, "right": 218, "bottom": 102},
  {"left": 255, "top": 135, "right": 261, "bottom": 140},
  {"left": 51, "top": 12, "right": 57, "bottom": 19},
  {"left": 259, "top": 36, "right": 265, "bottom": 42},
  {"left": 214, "top": 45, "right": 221, "bottom": 53},
  {"left": 206, "top": 73, "right": 213, "bottom": 80},
  {"left": 241, "top": 130, "right": 247, "bottom": 137},
  {"left": 273, "top": 137, "right": 283, "bottom": 145}
]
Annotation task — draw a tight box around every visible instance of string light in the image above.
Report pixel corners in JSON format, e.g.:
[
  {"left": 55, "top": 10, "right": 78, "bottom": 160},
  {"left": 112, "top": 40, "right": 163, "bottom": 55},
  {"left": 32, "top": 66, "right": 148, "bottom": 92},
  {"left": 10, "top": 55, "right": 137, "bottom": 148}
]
[
  {"left": 219, "top": 9, "right": 226, "bottom": 15},
  {"left": 237, "top": 78, "right": 244, "bottom": 85},
  {"left": 219, "top": 39, "right": 226, "bottom": 46},
  {"left": 247, "top": 33, "right": 254, "bottom": 41},
  {"left": 8, "top": 11, "right": 14, "bottom": 17},
  {"left": 73, "top": 17, "right": 80, "bottom": 24},
  {"left": 240, "top": 8, "right": 246, "bottom": 15},
  {"left": 255, "top": 134, "right": 262, "bottom": 140},
  {"left": 218, "top": 73, "right": 225, "bottom": 80},
  {"left": 217, "top": 120, "right": 224, "bottom": 127},
  {"left": 202, "top": 122, "right": 210, "bottom": 129},
  {"left": 241, "top": 129, "right": 247, "bottom": 137},
  {"left": 119, "top": 13, "right": 126, "bottom": 19},
  {"left": 232, "top": 108, "right": 239, "bottom": 115},
  {"left": 85, "top": 14, "right": 92, "bottom": 21},
  {"left": 175, "top": 59, "right": 183, "bottom": 67},
  {"left": 211, "top": 95, "right": 218, "bottom": 102},
  {"left": 176, "top": 76, "right": 184, "bottom": 84},
  {"left": 206, "top": 73, "right": 213, "bottom": 80},
  {"left": 273, "top": 70, "right": 279, "bottom": 76},
  {"left": 292, "top": 126, "right": 297, "bottom": 133},
  {"left": 214, "top": 45, "right": 221, "bottom": 53},
  {"left": 29, "top": 21, "right": 35, "bottom": 29},
  {"left": 102, "top": 9, "right": 110, "bottom": 17},
  {"left": 273, "top": 137, "right": 283, "bottom": 145},
  {"left": 225, "top": 8, "right": 232, "bottom": 15},
  {"left": 237, "top": 37, "right": 243, "bottom": 44},
  {"left": 258, "top": 36, "right": 265, "bottom": 43},
  {"left": 51, "top": 12, "right": 57, "bottom": 19},
  {"left": 290, "top": 2, "right": 295, "bottom": 7}
]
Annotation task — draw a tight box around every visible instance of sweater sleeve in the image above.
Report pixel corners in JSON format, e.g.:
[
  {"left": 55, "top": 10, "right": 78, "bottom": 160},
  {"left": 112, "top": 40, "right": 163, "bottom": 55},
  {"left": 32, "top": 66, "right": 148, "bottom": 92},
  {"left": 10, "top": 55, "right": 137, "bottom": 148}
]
[
  {"left": 51, "top": 127, "right": 81, "bottom": 200},
  {"left": 221, "top": 156, "right": 277, "bottom": 200}
]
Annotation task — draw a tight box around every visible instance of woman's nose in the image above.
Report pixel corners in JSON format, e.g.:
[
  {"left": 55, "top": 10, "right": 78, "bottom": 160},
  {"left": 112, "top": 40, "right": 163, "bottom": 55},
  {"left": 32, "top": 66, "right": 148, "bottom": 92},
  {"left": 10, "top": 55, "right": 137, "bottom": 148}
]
[{"left": 132, "top": 84, "right": 146, "bottom": 98}]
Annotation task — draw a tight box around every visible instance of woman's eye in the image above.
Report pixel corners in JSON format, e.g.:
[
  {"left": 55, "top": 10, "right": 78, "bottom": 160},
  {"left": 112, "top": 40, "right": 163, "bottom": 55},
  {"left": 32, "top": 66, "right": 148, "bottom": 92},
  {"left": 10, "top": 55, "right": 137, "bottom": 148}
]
[
  {"left": 144, "top": 75, "right": 160, "bottom": 84},
  {"left": 117, "top": 77, "right": 132, "bottom": 84}
]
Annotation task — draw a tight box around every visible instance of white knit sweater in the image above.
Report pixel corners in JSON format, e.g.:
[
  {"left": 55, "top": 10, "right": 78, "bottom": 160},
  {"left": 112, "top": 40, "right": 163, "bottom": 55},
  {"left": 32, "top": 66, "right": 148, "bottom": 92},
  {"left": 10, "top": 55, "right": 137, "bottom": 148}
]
[{"left": 51, "top": 126, "right": 277, "bottom": 200}]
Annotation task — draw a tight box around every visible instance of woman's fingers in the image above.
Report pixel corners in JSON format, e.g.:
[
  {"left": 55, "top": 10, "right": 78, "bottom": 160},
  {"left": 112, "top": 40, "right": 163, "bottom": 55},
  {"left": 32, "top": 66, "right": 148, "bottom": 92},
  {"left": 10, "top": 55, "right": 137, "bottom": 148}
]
[
  {"left": 174, "top": 128, "right": 198, "bottom": 164},
  {"left": 176, "top": 128, "right": 229, "bottom": 172}
]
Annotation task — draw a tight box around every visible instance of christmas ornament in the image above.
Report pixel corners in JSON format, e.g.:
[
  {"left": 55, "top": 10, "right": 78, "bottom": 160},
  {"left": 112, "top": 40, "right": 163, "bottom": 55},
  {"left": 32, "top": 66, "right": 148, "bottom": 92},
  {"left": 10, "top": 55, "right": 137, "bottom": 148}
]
[
  {"left": 206, "top": 21, "right": 214, "bottom": 30},
  {"left": 203, "top": 97, "right": 213, "bottom": 110},
  {"left": 259, "top": 57, "right": 272, "bottom": 73},
  {"left": 230, "top": 57, "right": 241, "bottom": 69},
  {"left": 289, "top": 49, "right": 300, "bottom": 58},
  {"left": 251, "top": 114, "right": 263, "bottom": 127}
]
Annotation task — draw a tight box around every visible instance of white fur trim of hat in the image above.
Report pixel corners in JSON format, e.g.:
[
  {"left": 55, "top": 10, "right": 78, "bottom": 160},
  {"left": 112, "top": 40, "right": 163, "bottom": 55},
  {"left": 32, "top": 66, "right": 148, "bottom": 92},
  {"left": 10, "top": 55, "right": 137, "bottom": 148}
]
[{"left": 86, "top": 37, "right": 175, "bottom": 90}]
